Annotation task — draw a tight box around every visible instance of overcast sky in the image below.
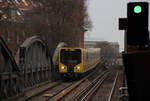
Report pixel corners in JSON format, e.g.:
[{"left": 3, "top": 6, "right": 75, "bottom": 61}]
[{"left": 86, "top": 0, "right": 150, "bottom": 52}]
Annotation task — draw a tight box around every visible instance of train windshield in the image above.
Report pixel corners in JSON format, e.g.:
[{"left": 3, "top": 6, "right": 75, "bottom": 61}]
[{"left": 60, "top": 49, "right": 81, "bottom": 65}]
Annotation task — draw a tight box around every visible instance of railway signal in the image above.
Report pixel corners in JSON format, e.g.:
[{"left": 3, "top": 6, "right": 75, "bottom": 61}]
[
  {"left": 120, "top": 2, "right": 150, "bottom": 101},
  {"left": 127, "top": 2, "right": 149, "bottom": 47}
]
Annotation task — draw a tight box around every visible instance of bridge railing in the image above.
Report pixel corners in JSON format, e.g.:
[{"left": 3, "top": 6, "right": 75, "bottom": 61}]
[
  {"left": 0, "top": 65, "right": 52, "bottom": 100},
  {"left": 0, "top": 72, "right": 22, "bottom": 99},
  {"left": 0, "top": 36, "right": 53, "bottom": 100},
  {"left": 21, "top": 66, "right": 51, "bottom": 89}
]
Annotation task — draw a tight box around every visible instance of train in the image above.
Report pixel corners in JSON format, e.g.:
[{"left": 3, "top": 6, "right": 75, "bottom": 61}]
[{"left": 59, "top": 47, "right": 101, "bottom": 78}]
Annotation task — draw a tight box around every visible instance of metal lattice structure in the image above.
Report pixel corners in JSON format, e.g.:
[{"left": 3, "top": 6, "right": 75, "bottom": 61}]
[
  {"left": 17, "top": 35, "right": 52, "bottom": 88},
  {"left": 0, "top": 36, "right": 52, "bottom": 100},
  {"left": 52, "top": 42, "right": 67, "bottom": 66},
  {"left": 0, "top": 36, "right": 21, "bottom": 99}
]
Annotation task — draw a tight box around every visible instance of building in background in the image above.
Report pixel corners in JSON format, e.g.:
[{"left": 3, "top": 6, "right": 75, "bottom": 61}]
[
  {"left": 84, "top": 40, "right": 100, "bottom": 48},
  {"left": 85, "top": 40, "right": 119, "bottom": 57},
  {"left": 109, "top": 42, "right": 119, "bottom": 56},
  {"left": 0, "top": 0, "right": 86, "bottom": 55}
]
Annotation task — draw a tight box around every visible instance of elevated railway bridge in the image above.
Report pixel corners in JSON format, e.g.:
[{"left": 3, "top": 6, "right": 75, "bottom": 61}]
[{"left": 0, "top": 36, "right": 123, "bottom": 101}]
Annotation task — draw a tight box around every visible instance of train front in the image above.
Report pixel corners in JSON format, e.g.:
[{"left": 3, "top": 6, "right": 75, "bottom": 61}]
[{"left": 59, "top": 48, "right": 83, "bottom": 78}]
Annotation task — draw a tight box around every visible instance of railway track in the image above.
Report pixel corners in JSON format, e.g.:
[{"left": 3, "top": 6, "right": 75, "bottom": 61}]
[
  {"left": 27, "top": 81, "right": 75, "bottom": 101},
  {"left": 69, "top": 71, "right": 110, "bottom": 101},
  {"left": 59, "top": 69, "right": 118, "bottom": 101},
  {"left": 17, "top": 81, "right": 62, "bottom": 101},
  {"left": 24, "top": 68, "right": 104, "bottom": 101},
  {"left": 25, "top": 62, "right": 104, "bottom": 101},
  {"left": 16, "top": 61, "right": 107, "bottom": 101},
  {"left": 46, "top": 72, "right": 108, "bottom": 101},
  {"left": 88, "top": 71, "right": 118, "bottom": 101},
  {"left": 108, "top": 72, "right": 119, "bottom": 101}
]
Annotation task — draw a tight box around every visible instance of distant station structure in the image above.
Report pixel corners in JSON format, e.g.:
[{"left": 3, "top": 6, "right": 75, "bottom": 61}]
[
  {"left": 85, "top": 40, "right": 119, "bottom": 56},
  {"left": 85, "top": 40, "right": 120, "bottom": 68},
  {"left": 110, "top": 42, "right": 120, "bottom": 55}
]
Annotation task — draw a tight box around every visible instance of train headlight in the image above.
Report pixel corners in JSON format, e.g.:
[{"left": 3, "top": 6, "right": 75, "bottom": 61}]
[
  {"left": 61, "top": 66, "right": 65, "bottom": 69},
  {"left": 76, "top": 66, "right": 80, "bottom": 70}
]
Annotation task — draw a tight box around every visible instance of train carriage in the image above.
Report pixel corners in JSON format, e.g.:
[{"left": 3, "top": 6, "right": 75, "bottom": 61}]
[{"left": 59, "top": 48, "right": 101, "bottom": 78}]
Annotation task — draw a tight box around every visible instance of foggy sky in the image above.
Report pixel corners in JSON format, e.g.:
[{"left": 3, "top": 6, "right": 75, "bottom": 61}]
[{"left": 86, "top": 0, "right": 150, "bottom": 52}]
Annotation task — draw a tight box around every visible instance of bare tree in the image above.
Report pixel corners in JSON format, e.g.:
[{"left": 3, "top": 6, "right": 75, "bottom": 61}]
[{"left": 0, "top": 0, "right": 92, "bottom": 54}]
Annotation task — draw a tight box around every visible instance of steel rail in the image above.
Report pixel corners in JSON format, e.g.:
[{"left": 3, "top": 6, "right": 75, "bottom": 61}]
[
  {"left": 47, "top": 62, "right": 105, "bottom": 101},
  {"left": 47, "top": 73, "right": 92, "bottom": 101},
  {"left": 107, "top": 72, "right": 119, "bottom": 101},
  {"left": 70, "top": 71, "right": 109, "bottom": 101},
  {"left": 22, "top": 81, "right": 62, "bottom": 101},
  {"left": 80, "top": 72, "right": 110, "bottom": 101}
]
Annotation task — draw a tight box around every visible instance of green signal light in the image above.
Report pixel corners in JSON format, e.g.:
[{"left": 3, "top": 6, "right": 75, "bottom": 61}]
[{"left": 134, "top": 5, "right": 142, "bottom": 13}]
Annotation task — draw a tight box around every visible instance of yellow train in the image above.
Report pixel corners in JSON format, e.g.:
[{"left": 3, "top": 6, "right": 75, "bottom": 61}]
[{"left": 59, "top": 48, "right": 101, "bottom": 78}]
